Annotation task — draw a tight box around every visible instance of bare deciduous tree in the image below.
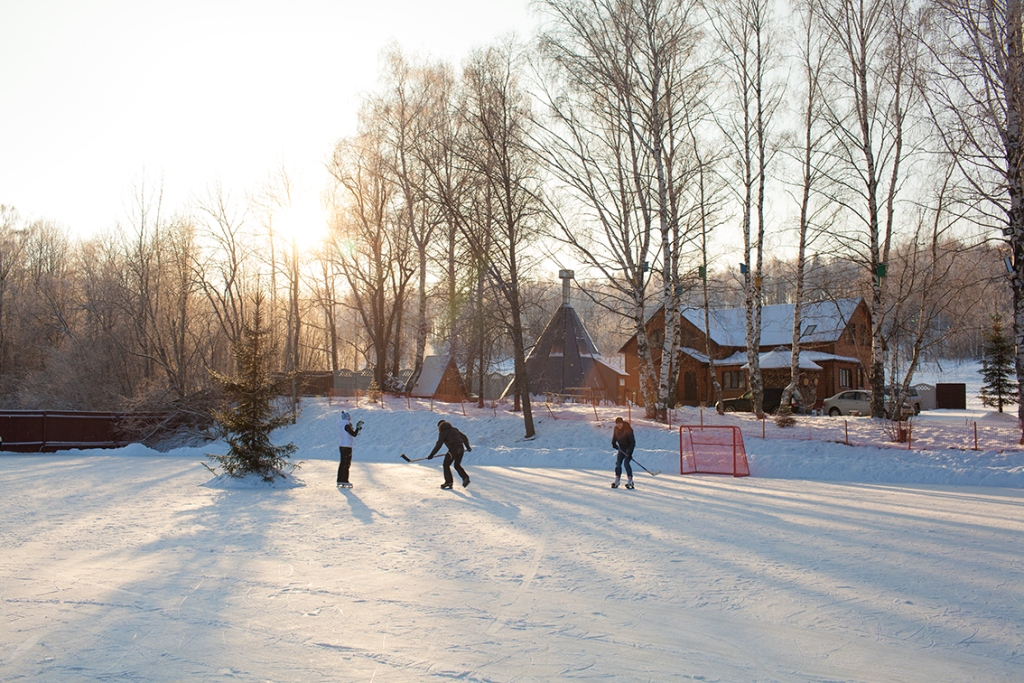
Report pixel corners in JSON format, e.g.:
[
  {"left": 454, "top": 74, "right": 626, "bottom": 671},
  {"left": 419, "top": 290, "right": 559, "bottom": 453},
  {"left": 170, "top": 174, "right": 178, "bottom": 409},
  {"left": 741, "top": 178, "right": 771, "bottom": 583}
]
[
  {"left": 328, "top": 107, "right": 414, "bottom": 391},
  {"left": 458, "top": 42, "right": 542, "bottom": 438},
  {"left": 816, "top": 0, "right": 923, "bottom": 417},
  {"left": 535, "top": 0, "right": 706, "bottom": 420},
  {"left": 926, "top": 0, "right": 1024, "bottom": 438},
  {"left": 709, "top": 0, "right": 785, "bottom": 417}
]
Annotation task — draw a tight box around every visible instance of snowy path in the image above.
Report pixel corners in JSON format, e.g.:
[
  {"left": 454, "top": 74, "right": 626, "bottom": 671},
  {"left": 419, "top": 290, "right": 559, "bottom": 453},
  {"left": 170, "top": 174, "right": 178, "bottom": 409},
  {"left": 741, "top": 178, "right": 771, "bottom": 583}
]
[{"left": 2, "top": 454, "right": 1022, "bottom": 682}]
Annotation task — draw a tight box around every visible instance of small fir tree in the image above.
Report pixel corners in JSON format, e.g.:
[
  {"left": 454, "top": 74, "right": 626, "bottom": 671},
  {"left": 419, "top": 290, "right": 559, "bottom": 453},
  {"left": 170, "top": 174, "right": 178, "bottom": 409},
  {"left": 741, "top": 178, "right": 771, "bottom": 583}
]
[
  {"left": 208, "top": 294, "right": 297, "bottom": 481},
  {"left": 980, "top": 313, "right": 1018, "bottom": 413}
]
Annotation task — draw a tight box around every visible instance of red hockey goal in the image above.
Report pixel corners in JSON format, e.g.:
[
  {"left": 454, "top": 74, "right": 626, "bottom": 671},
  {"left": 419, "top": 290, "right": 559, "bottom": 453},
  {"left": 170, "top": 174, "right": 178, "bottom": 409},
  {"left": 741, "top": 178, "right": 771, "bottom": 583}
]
[{"left": 679, "top": 425, "right": 750, "bottom": 477}]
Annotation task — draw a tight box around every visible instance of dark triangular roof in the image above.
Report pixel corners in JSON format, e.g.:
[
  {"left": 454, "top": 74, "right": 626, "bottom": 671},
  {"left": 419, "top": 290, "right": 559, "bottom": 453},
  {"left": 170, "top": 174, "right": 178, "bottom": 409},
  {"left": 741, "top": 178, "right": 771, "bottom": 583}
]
[{"left": 523, "top": 304, "right": 624, "bottom": 400}]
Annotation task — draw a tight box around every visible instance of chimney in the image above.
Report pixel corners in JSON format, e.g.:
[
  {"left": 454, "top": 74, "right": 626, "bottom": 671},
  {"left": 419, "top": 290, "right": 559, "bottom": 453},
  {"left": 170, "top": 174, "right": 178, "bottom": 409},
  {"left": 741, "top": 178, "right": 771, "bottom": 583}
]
[{"left": 559, "top": 269, "right": 575, "bottom": 306}]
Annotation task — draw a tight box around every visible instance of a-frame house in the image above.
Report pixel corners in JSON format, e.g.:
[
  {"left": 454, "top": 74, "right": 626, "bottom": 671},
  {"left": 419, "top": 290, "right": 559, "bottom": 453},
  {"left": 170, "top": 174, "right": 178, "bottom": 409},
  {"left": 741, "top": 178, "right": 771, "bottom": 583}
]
[
  {"left": 519, "top": 271, "right": 627, "bottom": 404},
  {"left": 409, "top": 355, "right": 468, "bottom": 402}
]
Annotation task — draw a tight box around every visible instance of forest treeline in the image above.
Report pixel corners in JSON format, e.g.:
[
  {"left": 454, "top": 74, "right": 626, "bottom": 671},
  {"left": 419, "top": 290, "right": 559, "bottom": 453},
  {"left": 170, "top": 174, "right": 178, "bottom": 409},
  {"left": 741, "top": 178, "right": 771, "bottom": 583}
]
[{"left": 1, "top": 0, "right": 1020, "bottom": 433}]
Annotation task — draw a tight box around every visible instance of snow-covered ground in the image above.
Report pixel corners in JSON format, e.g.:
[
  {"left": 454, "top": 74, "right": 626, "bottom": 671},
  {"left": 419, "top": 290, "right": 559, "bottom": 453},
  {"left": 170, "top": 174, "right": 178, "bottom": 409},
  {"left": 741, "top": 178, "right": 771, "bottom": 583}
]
[{"left": 2, "top": 387, "right": 1023, "bottom": 682}]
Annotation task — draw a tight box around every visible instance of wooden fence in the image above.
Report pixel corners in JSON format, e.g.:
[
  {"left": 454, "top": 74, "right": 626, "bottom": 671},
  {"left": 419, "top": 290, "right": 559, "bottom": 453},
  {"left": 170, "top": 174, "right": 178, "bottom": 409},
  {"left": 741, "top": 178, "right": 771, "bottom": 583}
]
[{"left": 0, "top": 411, "right": 165, "bottom": 453}]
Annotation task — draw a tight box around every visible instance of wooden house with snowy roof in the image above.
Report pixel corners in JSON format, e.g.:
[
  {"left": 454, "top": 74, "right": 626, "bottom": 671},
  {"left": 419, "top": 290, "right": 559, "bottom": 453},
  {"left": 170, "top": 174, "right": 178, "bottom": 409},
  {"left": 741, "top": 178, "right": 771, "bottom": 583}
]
[
  {"left": 516, "top": 271, "right": 627, "bottom": 404},
  {"left": 408, "top": 355, "right": 468, "bottom": 402},
  {"left": 618, "top": 298, "right": 871, "bottom": 408}
]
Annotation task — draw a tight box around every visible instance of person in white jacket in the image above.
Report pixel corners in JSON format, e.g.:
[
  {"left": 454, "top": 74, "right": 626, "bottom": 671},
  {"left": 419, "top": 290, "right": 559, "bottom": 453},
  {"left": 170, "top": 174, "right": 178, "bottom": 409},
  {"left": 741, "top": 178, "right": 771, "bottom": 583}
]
[{"left": 337, "top": 410, "right": 363, "bottom": 488}]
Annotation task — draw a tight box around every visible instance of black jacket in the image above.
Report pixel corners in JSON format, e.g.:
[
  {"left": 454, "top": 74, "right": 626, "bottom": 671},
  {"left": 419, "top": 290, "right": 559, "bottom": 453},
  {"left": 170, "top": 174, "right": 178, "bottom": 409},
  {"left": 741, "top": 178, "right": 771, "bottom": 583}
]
[
  {"left": 429, "top": 423, "right": 471, "bottom": 458},
  {"left": 612, "top": 422, "right": 635, "bottom": 456}
]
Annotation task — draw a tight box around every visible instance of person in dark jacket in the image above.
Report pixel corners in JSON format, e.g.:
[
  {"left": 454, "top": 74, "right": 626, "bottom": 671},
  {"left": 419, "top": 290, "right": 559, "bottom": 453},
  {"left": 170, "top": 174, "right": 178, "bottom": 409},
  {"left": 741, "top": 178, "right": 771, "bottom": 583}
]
[
  {"left": 611, "top": 417, "right": 635, "bottom": 489},
  {"left": 428, "top": 420, "right": 472, "bottom": 489}
]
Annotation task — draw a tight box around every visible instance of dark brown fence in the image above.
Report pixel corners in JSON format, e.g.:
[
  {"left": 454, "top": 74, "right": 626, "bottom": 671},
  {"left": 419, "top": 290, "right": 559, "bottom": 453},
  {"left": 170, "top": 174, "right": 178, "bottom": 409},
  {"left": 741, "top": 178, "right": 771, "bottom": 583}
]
[{"left": 0, "top": 411, "right": 157, "bottom": 453}]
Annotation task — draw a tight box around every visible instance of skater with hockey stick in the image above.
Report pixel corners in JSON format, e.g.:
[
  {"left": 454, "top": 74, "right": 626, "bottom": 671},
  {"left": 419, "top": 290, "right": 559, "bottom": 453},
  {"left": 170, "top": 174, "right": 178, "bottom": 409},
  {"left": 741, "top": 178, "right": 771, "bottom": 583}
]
[
  {"left": 427, "top": 420, "right": 472, "bottom": 489},
  {"left": 611, "top": 417, "right": 636, "bottom": 489},
  {"left": 336, "top": 410, "right": 363, "bottom": 488}
]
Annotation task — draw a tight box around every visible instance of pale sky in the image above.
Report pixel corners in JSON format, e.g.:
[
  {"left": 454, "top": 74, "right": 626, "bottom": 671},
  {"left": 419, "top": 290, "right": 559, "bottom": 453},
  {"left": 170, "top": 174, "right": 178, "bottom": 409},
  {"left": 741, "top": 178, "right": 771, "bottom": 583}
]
[{"left": 0, "top": 0, "right": 536, "bottom": 241}]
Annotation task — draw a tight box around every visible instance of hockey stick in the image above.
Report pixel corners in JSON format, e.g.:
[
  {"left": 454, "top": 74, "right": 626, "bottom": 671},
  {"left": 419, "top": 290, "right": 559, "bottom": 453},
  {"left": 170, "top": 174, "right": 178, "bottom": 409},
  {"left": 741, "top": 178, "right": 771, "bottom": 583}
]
[
  {"left": 632, "top": 459, "right": 661, "bottom": 476},
  {"left": 400, "top": 453, "right": 429, "bottom": 462},
  {"left": 616, "top": 450, "right": 660, "bottom": 476}
]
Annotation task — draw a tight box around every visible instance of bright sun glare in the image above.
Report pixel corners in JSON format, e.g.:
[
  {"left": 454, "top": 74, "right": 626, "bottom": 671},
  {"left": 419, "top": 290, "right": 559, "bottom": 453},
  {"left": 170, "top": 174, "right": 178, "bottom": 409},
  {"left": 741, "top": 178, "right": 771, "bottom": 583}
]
[{"left": 273, "top": 201, "right": 330, "bottom": 253}]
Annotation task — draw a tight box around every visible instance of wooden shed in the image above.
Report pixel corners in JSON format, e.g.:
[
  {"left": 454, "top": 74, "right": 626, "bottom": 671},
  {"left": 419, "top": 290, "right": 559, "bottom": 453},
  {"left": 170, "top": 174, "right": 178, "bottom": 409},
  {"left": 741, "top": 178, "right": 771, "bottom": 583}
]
[{"left": 409, "top": 355, "right": 468, "bottom": 402}]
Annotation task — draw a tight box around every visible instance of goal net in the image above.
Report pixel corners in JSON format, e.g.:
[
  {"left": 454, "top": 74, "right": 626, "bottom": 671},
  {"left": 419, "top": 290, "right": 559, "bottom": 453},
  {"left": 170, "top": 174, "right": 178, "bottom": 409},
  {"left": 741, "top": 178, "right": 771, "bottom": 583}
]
[{"left": 679, "top": 425, "right": 750, "bottom": 477}]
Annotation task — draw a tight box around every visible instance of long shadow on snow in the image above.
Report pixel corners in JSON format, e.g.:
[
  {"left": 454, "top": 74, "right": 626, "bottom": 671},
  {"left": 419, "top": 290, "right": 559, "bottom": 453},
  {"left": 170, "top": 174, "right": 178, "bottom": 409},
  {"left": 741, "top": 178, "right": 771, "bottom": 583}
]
[
  {"left": 11, "top": 459, "right": 309, "bottom": 681},
  {"left": 475, "top": 464, "right": 1023, "bottom": 670}
]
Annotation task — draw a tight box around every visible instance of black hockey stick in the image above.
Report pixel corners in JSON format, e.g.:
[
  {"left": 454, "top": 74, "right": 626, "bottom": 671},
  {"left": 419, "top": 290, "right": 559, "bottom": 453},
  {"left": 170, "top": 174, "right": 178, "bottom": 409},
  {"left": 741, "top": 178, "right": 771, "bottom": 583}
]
[
  {"left": 616, "top": 450, "right": 661, "bottom": 476},
  {"left": 400, "top": 453, "right": 435, "bottom": 462}
]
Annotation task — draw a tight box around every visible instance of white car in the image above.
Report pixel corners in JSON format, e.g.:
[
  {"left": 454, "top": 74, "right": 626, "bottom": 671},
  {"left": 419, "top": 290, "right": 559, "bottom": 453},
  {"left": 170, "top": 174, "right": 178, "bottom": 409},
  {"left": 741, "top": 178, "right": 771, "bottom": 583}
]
[
  {"left": 823, "top": 390, "right": 912, "bottom": 418},
  {"left": 885, "top": 386, "right": 922, "bottom": 415}
]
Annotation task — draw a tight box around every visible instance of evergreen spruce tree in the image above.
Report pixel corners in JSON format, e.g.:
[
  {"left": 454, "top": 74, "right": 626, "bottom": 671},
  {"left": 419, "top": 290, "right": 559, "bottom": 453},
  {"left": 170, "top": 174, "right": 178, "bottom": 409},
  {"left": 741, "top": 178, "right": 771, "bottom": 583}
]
[
  {"left": 208, "top": 294, "right": 297, "bottom": 481},
  {"left": 980, "top": 313, "right": 1018, "bottom": 413}
]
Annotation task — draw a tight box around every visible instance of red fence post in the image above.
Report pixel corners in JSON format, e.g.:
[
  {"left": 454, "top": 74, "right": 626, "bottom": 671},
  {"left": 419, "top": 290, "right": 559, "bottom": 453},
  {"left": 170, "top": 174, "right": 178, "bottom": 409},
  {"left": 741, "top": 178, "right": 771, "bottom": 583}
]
[{"left": 734, "top": 425, "right": 739, "bottom": 475}]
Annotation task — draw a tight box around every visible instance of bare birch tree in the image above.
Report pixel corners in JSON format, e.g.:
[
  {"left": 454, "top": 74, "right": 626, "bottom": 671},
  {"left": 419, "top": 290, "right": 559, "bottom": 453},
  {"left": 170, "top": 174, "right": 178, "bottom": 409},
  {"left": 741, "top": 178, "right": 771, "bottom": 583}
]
[
  {"left": 709, "top": 0, "right": 785, "bottom": 418},
  {"left": 781, "top": 0, "right": 838, "bottom": 414},
  {"left": 816, "top": 0, "right": 923, "bottom": 417},
  {"left": 534, "top": 0, "right": 706, "bottom": 420}
]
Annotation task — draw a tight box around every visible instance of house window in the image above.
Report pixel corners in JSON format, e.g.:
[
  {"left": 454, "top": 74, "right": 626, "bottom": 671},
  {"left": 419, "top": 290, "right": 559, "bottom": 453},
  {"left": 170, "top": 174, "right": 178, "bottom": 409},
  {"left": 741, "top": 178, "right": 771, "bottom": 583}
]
[
  {"left": 722, "top": 370, "right": 745, "bottom": 390},
  {"left": 846, "top": 324, "right": 856, "bottom": 345},
  {"left": 839, "top": 368, "right": 852, "bottom": 388},
  {"left": 649, "top": 328, "right": 665, "bottom": 347}
]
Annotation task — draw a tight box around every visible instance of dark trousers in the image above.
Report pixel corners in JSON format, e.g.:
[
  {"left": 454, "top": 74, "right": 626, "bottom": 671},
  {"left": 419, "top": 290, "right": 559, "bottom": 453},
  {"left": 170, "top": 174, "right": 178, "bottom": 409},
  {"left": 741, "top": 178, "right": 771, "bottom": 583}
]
[
  {"left": 338, "top": 447, "right": 353, "bottom": 483},
  {"left": 615, "top": 451, "right": 633, "bottom": 479},
  {"left": 443, "top": 451, "right": 468, "bottom": 486}
]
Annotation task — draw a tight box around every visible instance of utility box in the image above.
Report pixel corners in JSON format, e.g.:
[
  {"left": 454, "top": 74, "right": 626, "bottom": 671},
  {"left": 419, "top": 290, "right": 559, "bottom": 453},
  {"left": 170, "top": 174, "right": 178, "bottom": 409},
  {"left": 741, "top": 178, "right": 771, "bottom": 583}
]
[
  {"left": 915, "top": 384, "right": 936, "bottom": 411},
  {"left": 936, "top": 383, "right": 967, "bottom": 410}
]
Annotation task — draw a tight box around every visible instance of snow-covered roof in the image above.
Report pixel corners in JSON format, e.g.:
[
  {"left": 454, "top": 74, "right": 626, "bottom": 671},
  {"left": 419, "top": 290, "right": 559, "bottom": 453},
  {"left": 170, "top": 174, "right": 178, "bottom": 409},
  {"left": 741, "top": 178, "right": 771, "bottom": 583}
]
[
  {"left": 743, "top": 348, "right": 823, "bottom": 371},
  {"left": 803, "top": 350, "right": 862, "bottom": 365},
  {"left": 488, "top": 357, "right": 516, "bottom": 376},
  {"left": 409, "top": 355, "right": 449, "bottom": 397},
  {"left": 713, "top": 351, "right": 750, "bottom": 366},
  {"left": 679, "top": 347, "right": 711, "bottom": 364},
  {"left": 593, "top": 356, "right": 628, "bottom": 377},
  {"left": 681, "top": 298, "right": 862, "bottom": 347}
]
